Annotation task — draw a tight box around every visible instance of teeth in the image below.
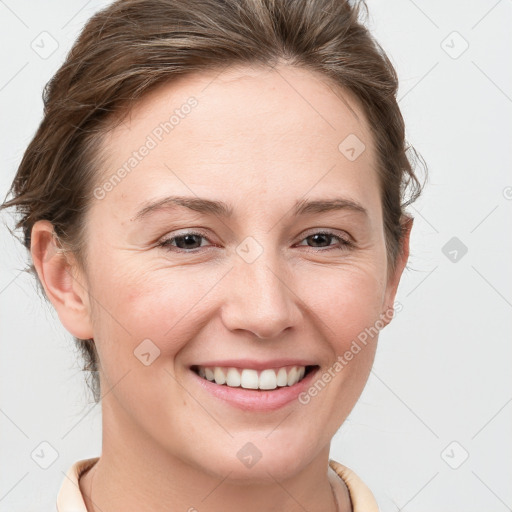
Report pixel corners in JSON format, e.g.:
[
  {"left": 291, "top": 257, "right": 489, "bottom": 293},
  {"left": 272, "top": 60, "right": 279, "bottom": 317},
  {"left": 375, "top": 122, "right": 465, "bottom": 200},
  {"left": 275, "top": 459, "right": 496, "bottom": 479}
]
[
  {"left": 241, "top": 369, "right": 259, "bottom": 389},
  {"left": 276, "top": 367, "right": 288, "bottom": 386},
  {"left": 195, "top": 365, "right": 309, "bottom": 390},
  {"left": 226, "top": 367, "right": 241, "bottom": 387},
  {"left": 213, "top": 367, "right": 226, "bottom": 385},
  {"left": 259, "top": 369, "right": 277, "bottom": 390},
  {"left": 287, "top": 367, "right": 298, "bottom": 386}
]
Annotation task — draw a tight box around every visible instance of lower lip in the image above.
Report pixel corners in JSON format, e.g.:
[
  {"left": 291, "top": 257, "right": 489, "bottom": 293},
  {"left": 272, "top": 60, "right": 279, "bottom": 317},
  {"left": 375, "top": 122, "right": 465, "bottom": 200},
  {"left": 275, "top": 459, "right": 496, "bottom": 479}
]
[{"left": 190, "top": 367, "right": 320, "bottom": 412}]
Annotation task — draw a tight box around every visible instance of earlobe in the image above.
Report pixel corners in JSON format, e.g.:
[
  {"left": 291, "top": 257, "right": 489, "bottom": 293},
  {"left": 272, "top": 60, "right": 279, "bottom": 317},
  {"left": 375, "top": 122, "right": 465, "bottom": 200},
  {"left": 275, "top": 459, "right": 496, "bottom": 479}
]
[{"left": 30, "top": 220, "right": 94, "bottom": 340}]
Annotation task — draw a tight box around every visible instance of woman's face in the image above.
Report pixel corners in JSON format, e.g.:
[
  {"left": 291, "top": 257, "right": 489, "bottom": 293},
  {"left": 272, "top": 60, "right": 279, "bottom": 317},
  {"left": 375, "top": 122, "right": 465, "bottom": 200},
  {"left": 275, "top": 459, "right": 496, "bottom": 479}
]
[{"left": 50, "top": 64, "right": 410, "bottom": 480}]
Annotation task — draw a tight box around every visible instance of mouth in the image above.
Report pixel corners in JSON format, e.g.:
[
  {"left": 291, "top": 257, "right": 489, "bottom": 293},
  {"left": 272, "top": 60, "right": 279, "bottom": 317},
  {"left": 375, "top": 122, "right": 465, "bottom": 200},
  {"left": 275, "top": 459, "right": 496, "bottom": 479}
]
[{"left": 190, "top": 364, "right": 319, "bottom": 391}]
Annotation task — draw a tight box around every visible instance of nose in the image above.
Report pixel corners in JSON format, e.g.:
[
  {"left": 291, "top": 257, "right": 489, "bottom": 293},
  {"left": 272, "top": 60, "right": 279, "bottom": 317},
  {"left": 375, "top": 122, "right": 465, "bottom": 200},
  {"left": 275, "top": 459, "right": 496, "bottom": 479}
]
[{"left": 220, "top": 248, "right": 302, "bottom": 339}]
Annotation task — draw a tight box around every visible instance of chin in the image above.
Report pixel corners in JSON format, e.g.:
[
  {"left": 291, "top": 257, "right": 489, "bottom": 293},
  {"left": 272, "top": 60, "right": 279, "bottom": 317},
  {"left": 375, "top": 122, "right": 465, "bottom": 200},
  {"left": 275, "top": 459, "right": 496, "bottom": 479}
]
[{"left": 192, "top": 435, "right": 318, "bottom": 484}]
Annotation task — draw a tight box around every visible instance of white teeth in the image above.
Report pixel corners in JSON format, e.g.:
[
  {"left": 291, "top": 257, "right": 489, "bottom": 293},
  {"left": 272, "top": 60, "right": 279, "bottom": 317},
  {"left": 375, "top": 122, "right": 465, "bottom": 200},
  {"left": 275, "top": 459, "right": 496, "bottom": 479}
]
[
  {"left": 195, "top": 365, "right": 309, "bottom": 390},
  {"left": 287, "top": 366, "right": 298, "bottom": 386},
  {"left": 240, "top": 369, "right": 259, "bottom": 389},
  {"left": 226, "top": 367, "right": 241, "bottom": 387},
  {"left": 259, "top": 369, "right": 277, "bottom": 390},
  {"left": 213, "top": 367, "right": 226, "bottom": 385},
  {"left": 276, "top": 367, "right": 288, "bottom": 386}
]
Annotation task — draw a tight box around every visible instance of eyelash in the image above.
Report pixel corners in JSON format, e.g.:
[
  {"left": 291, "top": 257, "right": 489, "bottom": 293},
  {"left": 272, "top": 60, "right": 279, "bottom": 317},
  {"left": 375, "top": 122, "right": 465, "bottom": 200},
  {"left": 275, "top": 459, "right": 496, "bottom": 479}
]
[{"left": 156, "top": 229, "right": 354, "bottom": 253}]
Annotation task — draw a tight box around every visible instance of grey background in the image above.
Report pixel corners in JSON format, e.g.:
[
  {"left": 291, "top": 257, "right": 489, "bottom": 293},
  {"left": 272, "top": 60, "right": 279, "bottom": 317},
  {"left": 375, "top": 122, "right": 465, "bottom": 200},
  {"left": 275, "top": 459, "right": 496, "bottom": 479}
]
[{"left": 1, "top": 1, "right": 511, "bottom": 510}]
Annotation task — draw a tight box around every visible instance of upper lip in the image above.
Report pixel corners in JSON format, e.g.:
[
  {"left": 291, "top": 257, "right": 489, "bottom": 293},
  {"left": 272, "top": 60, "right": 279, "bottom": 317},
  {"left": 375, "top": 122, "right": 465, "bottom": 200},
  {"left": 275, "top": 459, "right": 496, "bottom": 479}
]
[{"left": 190, "top": 359, "right": 319, "bottom": 371}]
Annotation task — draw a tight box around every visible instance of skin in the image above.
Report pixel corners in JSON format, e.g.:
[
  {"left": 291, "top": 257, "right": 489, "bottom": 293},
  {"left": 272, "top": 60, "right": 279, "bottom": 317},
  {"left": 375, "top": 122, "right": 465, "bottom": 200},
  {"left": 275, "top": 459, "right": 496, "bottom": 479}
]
[{"left": 31, "top": 63, "right": 412, "bottom": 511}]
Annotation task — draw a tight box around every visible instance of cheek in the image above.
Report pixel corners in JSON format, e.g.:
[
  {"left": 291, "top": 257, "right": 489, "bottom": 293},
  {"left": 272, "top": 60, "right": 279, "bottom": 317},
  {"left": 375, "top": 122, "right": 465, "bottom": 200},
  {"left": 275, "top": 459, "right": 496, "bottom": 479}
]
[
  {"left": 289, "top": 267, "right": 384, "bottom": 442},
  {"left": 300, "top": 265, "right": 384, "bottom": 395},
  {"left": 88, "top": 271, "right": 202, "bottom": 428},
  {"left": 301, "top": 261, "right": 386, "bottom": 340},
  {"left": 89, "top": 262, "right": 218, "bottom": 371}
]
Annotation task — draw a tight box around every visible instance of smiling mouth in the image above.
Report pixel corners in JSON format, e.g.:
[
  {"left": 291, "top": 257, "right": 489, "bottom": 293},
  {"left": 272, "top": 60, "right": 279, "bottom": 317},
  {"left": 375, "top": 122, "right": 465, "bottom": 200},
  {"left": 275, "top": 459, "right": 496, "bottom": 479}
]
[{"left": 190, "top": 364, "right": 319, "bottom": 391}]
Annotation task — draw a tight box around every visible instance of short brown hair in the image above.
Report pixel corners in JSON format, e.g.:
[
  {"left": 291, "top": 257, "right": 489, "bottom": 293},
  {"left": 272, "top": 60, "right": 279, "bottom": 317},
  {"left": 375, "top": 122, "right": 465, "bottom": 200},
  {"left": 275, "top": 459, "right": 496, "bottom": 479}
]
[{"left": 1, "top": 0, "right": 427, "bottom": 403}]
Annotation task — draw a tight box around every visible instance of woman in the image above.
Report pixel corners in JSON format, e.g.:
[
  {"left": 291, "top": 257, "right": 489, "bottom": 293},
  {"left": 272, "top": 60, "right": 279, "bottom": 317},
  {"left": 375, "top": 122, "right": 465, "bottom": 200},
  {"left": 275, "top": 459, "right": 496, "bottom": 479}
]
[{"left": 1, "top": 0, "right": 425, "bottom": 510}]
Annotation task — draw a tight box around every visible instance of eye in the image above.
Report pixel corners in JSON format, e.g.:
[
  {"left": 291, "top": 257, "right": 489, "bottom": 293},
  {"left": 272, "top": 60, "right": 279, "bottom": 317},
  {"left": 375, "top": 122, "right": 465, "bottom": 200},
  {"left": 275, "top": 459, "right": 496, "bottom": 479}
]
[
  {"left": 157, "top": 230, "right": 213, "bottom": 252},
  {"left": 157, "top": 229, "right": 354, "bottom": 253},
  {"left": 296, "top": 230, "right": 354, "bottom": 251}
]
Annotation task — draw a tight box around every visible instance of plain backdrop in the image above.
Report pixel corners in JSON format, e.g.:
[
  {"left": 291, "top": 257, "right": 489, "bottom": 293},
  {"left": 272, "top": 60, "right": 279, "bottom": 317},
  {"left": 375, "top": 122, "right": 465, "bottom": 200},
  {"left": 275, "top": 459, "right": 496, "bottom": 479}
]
[{"left": 1, "top": 1, "right": 511, "bottom": 511}]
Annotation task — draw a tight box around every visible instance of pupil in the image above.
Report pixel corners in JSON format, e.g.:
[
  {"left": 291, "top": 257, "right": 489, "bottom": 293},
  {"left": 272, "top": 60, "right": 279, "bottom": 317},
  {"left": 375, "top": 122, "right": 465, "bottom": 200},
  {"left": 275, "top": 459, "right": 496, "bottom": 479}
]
[
  {"left": 178, "top": 235, "right": 200, "bottom": 249},
  {"left": 310, "top": 234, "right": 329, "bottom": 247}
]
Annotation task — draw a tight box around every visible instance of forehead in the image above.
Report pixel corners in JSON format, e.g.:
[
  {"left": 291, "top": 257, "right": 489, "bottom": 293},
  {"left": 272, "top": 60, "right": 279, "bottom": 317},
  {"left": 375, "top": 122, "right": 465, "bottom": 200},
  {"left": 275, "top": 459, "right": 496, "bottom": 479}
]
[{"left": 94, "top": 63, "right": 380, "bottom": 220}]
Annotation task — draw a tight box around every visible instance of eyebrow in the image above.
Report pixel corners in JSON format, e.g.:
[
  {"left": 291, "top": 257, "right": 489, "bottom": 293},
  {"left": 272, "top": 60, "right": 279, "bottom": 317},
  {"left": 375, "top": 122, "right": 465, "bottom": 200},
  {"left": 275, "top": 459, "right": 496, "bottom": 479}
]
[{"left": 130, "top": 195, "right": 368, "bottom": 222}]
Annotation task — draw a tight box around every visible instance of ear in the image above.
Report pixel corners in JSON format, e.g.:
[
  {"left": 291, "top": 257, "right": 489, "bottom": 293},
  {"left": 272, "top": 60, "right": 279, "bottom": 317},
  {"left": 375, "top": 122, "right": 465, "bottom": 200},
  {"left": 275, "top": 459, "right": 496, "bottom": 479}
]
[
  {"left": 30, "top": 220, "right": 94, "bottom": 340},
  {"left": 380, "top": 216, "right": 414, "bottom": 327}
]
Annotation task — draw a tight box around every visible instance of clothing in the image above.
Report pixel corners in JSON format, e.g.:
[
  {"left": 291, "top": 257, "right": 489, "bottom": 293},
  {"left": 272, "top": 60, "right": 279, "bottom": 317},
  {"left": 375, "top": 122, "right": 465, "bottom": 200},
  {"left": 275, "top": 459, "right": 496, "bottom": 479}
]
[
  {"left": 56, "top": 457, "right": 379, "bottom": 511},
  {"left": 329, "top": 459, "right": 380, "bottom": 511}
]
